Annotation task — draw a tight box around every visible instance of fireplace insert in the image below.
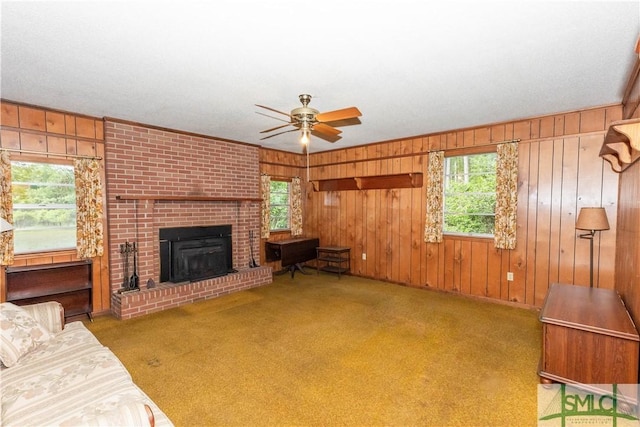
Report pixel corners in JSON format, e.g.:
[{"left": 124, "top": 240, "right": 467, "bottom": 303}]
[{"left": 159, "top": 225, "right": 232, "bottom": 283}]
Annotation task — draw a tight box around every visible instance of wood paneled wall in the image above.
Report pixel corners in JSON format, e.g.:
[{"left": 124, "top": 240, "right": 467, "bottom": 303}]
[
  {"left": 615, "top": 87, "right": 640, "bottom": 326},
  {"left": 262, "top": 105, "right": 622, "bottom": 308},
  {"left": 0, "top": 100, "right": 111, "bottom": 315},
  {"left": 614, "top": 159, "right": 640, "bottom": 327}
]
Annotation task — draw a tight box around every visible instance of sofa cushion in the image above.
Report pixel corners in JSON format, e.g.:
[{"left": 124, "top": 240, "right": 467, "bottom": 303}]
[
  {"left": 1, "top": 318, "right": 174, "bottom": 426},
  {"left": 0, "top": 302, "right": 52, "bottom": 368},
  {"left": 1, "top": 321, "right": 136, "bottom": 426},
  {"left": 21, "top": 301, "right": 64, "bottom": 334},
  {"left": 59, "top": 402, "right": 154, "bottom": 427},
  {"left": 16, "top": 321, "right": 102, "bottom": 365},
  {"left": 1, "top": 321, "right": 173, "bottom": 427}
]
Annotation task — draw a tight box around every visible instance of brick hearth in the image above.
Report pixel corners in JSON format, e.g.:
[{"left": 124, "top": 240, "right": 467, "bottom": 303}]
[{"left": 111, "top": 267, "right": 271, "bottom": 320}]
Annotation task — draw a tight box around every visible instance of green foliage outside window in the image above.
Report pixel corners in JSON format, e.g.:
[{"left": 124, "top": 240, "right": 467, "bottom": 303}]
[
  {"left": 444, "top": 153, "right": 496, "bottom": 236},
  {"left": 269, "top": 180, "right": 290, "bottom": 231},
  {"left": 11, "top": 161, "right": 77, "bottom": 253}
]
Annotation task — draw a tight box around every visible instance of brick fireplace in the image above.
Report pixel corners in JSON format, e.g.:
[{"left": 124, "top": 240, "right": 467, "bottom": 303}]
[{"left": 104, "top": 119, "right": 271, "bottom": 319}]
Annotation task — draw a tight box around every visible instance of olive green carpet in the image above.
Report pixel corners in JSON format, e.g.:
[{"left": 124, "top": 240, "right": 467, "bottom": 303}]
[{"left": 86, "top": 272, "right": 542, "bottom": 426}]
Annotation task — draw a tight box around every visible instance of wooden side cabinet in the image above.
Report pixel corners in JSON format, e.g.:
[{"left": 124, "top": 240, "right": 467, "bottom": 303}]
[
  {"left": 316, "top": 247, "right": 350, "bottom": 278},
  {"left": 539, "top": 283, "right": 639, "bottom": 386},
  {"left": 5, "top": 260, "right": 93, "bottom": 321}
]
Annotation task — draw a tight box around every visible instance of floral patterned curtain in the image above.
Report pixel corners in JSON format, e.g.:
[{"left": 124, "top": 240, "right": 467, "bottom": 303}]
[
  {"left": 260, "top": 174, "right": 271, "bottom": 239},
  {"left": 494, "top": 141, "right": 518, "bottom": 250},
  {"left": 424, "top": 150, "right": 444, "bottom": 243},
  {"left": 290, "top": 177, "right": 303, "bottom": 236},
  {"left": 0, "top": 152, "right": 14, "bottom": 265},
  {"left": 74, "top": 159, "right": 104, "bottom": 259}
]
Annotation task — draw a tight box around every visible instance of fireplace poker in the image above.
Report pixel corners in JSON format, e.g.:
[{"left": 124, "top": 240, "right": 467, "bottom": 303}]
[
  {"left": 249, "top": 230, "right": 259, "bottom": 268},
  {"left": 129, "top": 242, "right": 140, "bottom": 290},
  {"left": 121, "top": 243, "right": 130, "bottom": 289}
]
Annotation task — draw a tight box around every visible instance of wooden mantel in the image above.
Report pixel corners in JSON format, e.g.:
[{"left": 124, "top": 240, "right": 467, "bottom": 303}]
[
  {"left": 115, "top": 195, "right": 262, "bottom": 202},
  {"left": 599, "top": 118, "right": 640, "bottom": 172}
]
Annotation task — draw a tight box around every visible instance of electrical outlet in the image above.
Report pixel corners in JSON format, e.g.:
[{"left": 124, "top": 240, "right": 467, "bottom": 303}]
[
  {"left": 507, "top": 272, "right": 514, "bottom": 281},
  {"left": 362, "top": 253, "right": 367, "bottom": 260}
]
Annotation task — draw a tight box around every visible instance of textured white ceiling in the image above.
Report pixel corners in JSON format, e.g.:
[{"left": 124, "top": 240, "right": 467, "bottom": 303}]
[{"left": 1, "top": 1, "right": 639, "bottom": 153}]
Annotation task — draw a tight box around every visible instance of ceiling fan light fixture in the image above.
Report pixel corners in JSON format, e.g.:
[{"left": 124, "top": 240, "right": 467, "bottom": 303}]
[
  {"left": 300, "top": 123, "right": 310, "bottom": 145},
  {"left": 257, "top": 94, "right": 361, "bottom": 146}
]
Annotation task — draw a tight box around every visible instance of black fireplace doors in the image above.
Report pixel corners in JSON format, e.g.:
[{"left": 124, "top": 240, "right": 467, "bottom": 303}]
[{"left": 159, "top": 225, "right": 232, "bottom": 283}]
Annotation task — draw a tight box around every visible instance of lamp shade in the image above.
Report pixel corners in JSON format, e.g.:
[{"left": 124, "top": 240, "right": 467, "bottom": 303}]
[
  {"left": 0, "top": 217, "right": 13, "bottom": 232},
  {"left": 576, "top": 207, "right": 610, "bottom": 231}
]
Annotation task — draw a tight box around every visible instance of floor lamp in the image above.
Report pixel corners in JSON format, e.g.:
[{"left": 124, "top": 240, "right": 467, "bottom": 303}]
[{"left": 575, "top": 207, "right": 610, "bottom": 287}]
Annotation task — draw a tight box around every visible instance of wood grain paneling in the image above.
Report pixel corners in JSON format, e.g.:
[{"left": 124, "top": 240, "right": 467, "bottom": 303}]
[
  {"left": 0, "top": 100, "right": 110, "bottom": 315},
  {"left": 613, "top": 159, "right": 640, "bottom": 328},
  {"left": 269, "top": 105, "right": 622, "bottom": 308},
  {"left": 616, "top": 96, "right": 640, "bottom": 323}
]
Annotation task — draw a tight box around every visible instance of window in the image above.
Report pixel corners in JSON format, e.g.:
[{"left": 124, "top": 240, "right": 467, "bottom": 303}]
[
  {"left": 269, "top": 180, "right": 290, "bottom": 231},
  {"left": 11, "top": 161, "right": 77, "bottom": 253},
  {"left": 443, "top": 152, "right": 496, "bottom": 236}
]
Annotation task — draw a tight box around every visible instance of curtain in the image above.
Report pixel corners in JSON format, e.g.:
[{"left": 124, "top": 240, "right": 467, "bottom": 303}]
[
  {"left": 290, "top": 177, "right": 303, "bottom": 236},
  {"left": 74, "top": 158, "right": 104, "bottom": 259},
  {"left": 0, "top": 152, "right": 14, "bottom": 265},
  {"left": 494, "top": 141, "right": 518, "bottom": 250},
  {"left": 260, "top": 174, "right": 271, "bottom": 239},
  {"left": 424, "top": 150, "right": 444, "bottom": 243}
]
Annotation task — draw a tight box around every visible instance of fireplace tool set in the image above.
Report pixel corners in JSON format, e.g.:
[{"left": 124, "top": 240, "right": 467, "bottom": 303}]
[
  {"left": 249, "top": 230, "right": 259, "bottom": 268},
  {"left": 119, "top": 241, "right": 140, "bottom": 293}
]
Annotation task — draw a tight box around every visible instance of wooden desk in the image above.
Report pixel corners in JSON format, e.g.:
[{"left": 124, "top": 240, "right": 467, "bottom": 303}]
[
  {"left": 539, "top": 283, "right": 639, "bottom": 387},
  {"left": 265, "top": 237, "right": 319, "bottom": 278}
]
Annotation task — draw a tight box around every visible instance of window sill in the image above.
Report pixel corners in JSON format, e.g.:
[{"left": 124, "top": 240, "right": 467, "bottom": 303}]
[
  {"left": 269, "top": 229, "right": 291, "bottom": 235},
  {"left": 13, "top": 248, "right": 77, "bottom": 260},
  {"left": 443, "top": 233, "right": 494, "bottom": 243}
]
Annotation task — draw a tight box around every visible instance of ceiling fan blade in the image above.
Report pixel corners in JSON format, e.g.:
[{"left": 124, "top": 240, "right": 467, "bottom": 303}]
[
  {"left": 256, "top": 111, "right": 291, "bottom": 123},
  {"left": 259, "top": 128, "right": 299, "bottom": 140},
  {"left": 320, "top": 117, "right": 362, "bottom": 128},
  {"left": 311, "top": 130, "right": 342, "bottom": 143},
  {"left": 313, "top": 122, "right": 342, "bottom": 137},
  {"left": 260, "top": 123, "right": 293, "bottom": 134},
  {"left": 316, "top": 107, "right": 361, "bottom": 123},
  {"left": 255, "top": 104, "right": 291, "bottom": 118}
]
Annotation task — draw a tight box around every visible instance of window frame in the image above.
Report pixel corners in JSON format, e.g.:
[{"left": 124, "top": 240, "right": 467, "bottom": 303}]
[
  {"left": 442, "top": 147, "right": 497, "bottom": 239},
  {"left": 10, "top": 158, "right": 78, "bottom": 254},
  {"left": 268, "top": 179, "right": 291, "bottom": 233}
]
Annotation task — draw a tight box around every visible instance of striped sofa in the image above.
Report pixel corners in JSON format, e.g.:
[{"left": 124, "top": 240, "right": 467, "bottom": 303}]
[{"left": 1, "top": 301, "right": 173, "bottom": 426}]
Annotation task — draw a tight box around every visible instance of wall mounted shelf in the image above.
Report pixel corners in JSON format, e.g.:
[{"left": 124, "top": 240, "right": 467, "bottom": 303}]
[
  {"left": 600, "top": 118, "right": 640, "bottom": 173},
  {"left": 312, "top": 172, "right": 423, "bottom": 192},
  {"left": 312, "top": 178, "right": 360, "bottom": 192},
  {"left": 115, "top": 195, "right": 262, "bottom": 202}
]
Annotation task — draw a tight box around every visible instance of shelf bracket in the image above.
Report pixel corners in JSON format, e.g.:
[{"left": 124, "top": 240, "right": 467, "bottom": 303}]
[{"left": 600, "top": 119, "right": 640, "bottom": 172}]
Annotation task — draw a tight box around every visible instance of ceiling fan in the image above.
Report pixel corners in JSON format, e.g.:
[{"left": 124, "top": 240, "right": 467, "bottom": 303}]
[{"left": 256, "top": 94, "right": 362, "bottom": 145}]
